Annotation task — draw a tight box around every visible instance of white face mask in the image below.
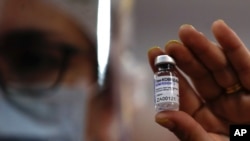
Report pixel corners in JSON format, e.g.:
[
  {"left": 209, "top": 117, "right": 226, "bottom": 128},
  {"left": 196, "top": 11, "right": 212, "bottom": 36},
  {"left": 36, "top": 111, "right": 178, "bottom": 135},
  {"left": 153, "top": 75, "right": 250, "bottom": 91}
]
[{"left": 0, "top": 85, "right": 89, "bottom": 141}]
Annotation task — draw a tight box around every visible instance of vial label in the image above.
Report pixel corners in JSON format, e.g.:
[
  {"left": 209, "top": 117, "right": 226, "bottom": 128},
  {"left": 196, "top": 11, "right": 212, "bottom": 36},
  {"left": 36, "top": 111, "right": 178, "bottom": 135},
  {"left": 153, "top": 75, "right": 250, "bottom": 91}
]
[{"left": 154, "top": 75, "right": 179, "bottom": 105}]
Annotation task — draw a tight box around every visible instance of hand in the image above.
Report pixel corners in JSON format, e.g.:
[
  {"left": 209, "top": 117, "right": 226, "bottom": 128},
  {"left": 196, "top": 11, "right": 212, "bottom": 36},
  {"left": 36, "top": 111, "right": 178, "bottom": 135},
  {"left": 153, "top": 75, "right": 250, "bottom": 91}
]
[{"left": 148, "top": 20, "right": 250, "bottom": 141}]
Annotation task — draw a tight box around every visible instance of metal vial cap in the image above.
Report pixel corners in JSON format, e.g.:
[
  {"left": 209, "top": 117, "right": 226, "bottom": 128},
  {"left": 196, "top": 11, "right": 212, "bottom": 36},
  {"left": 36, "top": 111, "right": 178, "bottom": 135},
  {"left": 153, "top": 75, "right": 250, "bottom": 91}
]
[{"left": 154, "top": 55, "right": 176, "bottom": 66}]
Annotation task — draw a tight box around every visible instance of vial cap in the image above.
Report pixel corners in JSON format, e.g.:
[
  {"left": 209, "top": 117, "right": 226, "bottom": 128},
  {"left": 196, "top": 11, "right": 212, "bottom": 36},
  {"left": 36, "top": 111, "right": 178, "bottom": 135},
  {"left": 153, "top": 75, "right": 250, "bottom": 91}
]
[{"left": 154, "top": 55, "right": 176, "bottom": 66}]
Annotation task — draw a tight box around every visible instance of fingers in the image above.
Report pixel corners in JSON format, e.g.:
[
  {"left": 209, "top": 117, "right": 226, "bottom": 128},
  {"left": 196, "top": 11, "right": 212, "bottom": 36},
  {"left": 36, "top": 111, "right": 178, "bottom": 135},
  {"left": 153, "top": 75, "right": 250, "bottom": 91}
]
[
  {"left": 165, "top": 41, "right": 222, "bottom": 100},
  {"left": 175, "top": 68, "right": 202, "bottom": 115},
  {"left": 155, "top": 111, "right": 214, "bottom": 141},
  {"left": 178, "top": 24, "right": 239, "bottom": 92},
  {"left": 212, "top": 20, "right": 250, "bottom": 90}
]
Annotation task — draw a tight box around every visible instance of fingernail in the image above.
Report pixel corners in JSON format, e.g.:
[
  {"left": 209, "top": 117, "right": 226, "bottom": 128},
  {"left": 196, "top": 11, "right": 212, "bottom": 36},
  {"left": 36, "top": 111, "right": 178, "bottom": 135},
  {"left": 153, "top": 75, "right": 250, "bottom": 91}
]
[
  {"left": 155, "top": 117, "right": 175, "bottom": 130},
  {"left": 148, "top": 46, "right": 161, "bottom": 53},
  {"left": 165, "top": 40, "right": 182, "bottom": 47}
]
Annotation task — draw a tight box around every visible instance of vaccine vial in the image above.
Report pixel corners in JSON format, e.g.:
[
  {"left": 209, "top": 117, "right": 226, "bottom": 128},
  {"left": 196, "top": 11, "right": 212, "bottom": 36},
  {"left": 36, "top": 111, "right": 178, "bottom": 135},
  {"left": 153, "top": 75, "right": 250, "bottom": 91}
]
[{"left": 154, "top": 55, "right": 179, "bottom": 112}]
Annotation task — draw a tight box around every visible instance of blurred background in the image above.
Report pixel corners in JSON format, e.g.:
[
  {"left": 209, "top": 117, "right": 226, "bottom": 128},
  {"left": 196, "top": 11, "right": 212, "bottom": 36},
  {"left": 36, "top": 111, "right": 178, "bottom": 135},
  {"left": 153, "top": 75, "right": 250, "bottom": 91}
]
[
  {"left": 1, "top": 0, "right": 250, "bottom": 141},
  {"left": 115, "top": 0, "right": 250, "bottom": 141}
]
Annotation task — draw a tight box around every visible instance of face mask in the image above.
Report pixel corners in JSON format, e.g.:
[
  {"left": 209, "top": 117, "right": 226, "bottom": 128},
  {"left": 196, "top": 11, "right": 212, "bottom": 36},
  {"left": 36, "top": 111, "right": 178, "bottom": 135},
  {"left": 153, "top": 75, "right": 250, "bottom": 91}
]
[{"left": 0, "top": 84, "right": 90, "bottom": 141}]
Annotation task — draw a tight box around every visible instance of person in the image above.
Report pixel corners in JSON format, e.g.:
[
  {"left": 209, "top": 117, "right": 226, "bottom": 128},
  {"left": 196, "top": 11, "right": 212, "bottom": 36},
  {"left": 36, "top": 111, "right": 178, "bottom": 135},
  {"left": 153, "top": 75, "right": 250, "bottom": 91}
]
[
  {"left": 0, "top": 0, "right": 114, "bottom": 141},
  {"left": 148, "top": 19, "right": 250, "bottom": 141}
]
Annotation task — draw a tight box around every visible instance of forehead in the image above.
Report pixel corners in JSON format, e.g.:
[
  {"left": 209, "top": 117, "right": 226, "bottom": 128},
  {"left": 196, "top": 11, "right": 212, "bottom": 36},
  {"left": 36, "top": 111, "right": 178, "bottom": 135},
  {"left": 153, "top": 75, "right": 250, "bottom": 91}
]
[{"left": 0, "top": 0, "right": 94, "bottom": 50}]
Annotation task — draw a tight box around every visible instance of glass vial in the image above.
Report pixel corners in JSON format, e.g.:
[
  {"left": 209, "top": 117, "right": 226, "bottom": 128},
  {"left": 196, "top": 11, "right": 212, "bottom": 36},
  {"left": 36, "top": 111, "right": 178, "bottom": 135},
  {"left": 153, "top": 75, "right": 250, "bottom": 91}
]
[{"left": 154, "top": 55, "right": 179, "bottom": 112}]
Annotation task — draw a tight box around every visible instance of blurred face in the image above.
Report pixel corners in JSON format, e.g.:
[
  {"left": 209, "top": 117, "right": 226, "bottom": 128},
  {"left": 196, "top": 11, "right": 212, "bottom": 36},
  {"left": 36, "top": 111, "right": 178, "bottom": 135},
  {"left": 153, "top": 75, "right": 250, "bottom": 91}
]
[
  {"left": 0, "top": 0, "right": 98, "bottom": 91},
  {"left": 0, "top": 0, "right": 98, "bottom": 140}
]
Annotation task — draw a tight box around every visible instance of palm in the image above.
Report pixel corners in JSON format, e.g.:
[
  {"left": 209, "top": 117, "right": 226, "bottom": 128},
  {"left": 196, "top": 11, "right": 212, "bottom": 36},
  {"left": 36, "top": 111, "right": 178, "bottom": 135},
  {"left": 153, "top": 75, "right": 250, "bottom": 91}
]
[{"left": 187, "top": 84, "right": 250, "bottom": 140}]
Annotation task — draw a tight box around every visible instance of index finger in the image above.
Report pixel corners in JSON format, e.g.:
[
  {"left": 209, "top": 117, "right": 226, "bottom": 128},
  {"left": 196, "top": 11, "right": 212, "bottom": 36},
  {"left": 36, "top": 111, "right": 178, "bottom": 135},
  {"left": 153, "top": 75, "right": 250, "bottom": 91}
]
[{"left": 147, "top": 46, "right": 164, "bottom": 72}]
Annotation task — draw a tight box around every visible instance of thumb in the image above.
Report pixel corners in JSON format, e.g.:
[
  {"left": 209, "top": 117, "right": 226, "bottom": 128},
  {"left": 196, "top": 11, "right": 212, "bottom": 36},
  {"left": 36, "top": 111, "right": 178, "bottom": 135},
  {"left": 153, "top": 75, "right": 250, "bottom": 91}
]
[{"left": 155, "top": 111, "right": 214, "bottom": 141}]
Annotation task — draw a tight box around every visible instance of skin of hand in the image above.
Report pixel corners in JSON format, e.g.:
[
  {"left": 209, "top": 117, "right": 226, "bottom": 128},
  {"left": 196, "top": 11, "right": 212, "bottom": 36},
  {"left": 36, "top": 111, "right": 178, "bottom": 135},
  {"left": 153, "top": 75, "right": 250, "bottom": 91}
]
[{"left": 148, "top": 19, "right": 250, "bottom": 141}]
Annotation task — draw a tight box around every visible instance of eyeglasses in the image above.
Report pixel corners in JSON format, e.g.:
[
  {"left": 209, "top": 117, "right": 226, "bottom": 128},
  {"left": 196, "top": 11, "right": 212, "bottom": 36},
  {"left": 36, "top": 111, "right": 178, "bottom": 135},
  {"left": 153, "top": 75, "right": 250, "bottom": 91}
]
[
  {"left": 0, "top": 29, "right": 98, "bottom": 117},
  {"left": 0, "top": 29, "right": 95, "bottom": 93}
]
